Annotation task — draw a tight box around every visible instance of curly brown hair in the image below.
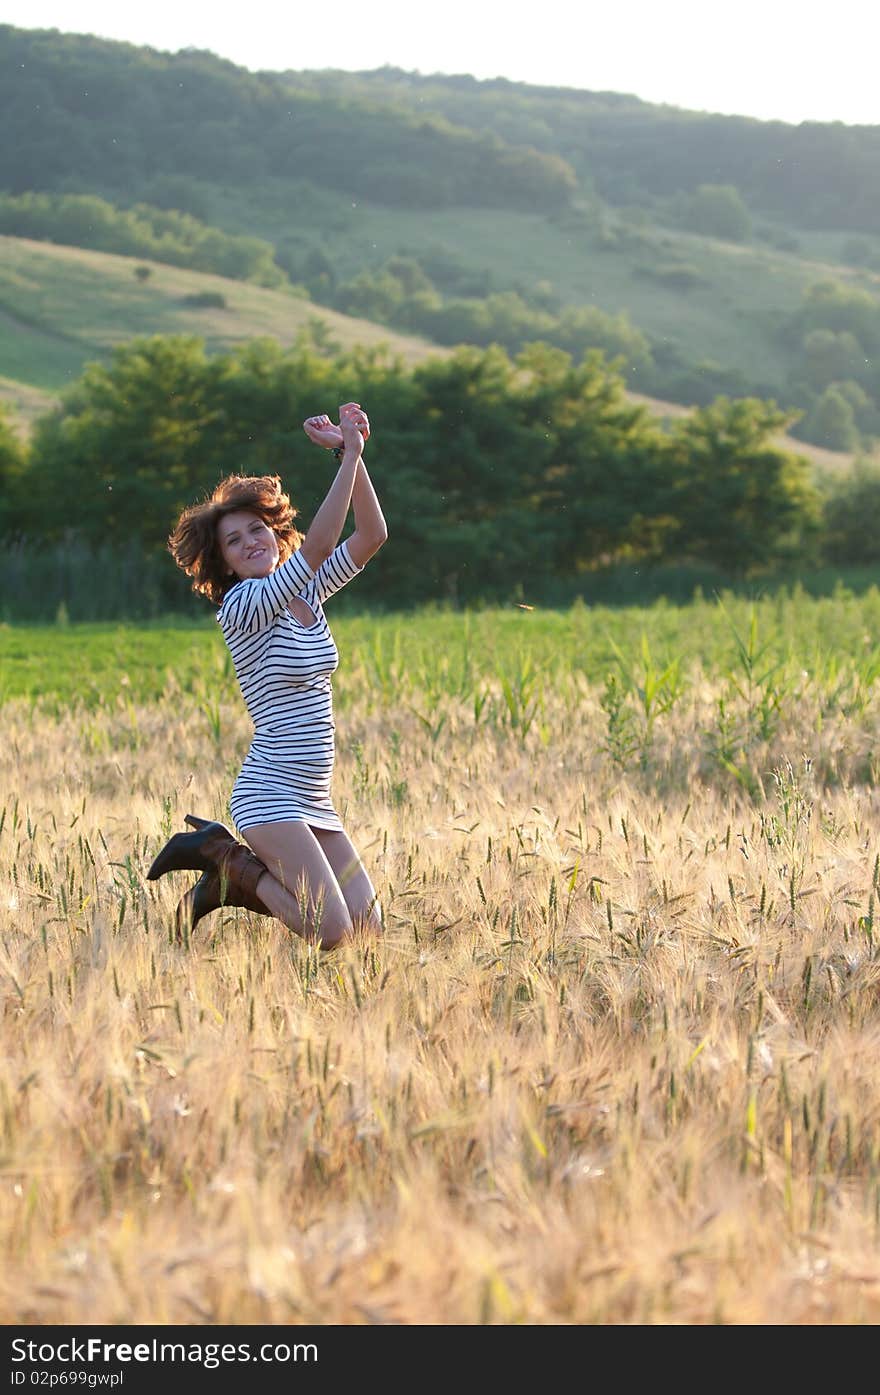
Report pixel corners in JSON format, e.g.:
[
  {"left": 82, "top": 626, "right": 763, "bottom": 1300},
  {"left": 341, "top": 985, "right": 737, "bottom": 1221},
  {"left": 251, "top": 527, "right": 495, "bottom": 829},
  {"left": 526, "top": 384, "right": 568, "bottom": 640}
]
[{"left": 169, "top": 474, "right": 304, "bottom": 606}]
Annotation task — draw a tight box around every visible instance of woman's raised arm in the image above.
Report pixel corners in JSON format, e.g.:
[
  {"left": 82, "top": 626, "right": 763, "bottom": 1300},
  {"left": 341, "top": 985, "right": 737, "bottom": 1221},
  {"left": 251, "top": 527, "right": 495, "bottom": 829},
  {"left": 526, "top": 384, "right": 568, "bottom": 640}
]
[
  {"left": 298, "top": 404, "right": 368, "bottom": 571},
  {"left": 346, "top": 454, "right": 387, "bottom": 567}
]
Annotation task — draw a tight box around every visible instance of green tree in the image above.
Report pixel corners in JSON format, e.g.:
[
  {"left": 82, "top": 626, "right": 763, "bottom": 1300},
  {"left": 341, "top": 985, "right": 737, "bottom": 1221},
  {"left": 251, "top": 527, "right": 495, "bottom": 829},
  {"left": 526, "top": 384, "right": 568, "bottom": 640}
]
[
  {"left": 801, "top": 385, "right": 860, "bottom": 451},
  {"left": 663, "top": 398, "right": 819, "bottom": 572},
  {"left": 0, "top": 406, "right": 27, "bottom": 532},
  {"left": 834, "top": 379, "right": 880, "bottom": 437},
  {"left": 686, "top": 185, "right": 752, "bottom": 243},
  {"left": 27, "top": 337, "right": 223, "bottom": 545},
  {"left": 801, "top": 329, "right": 867, "bottom": 390},
  {"left": 552, "top": 306, "right": 653, "bottom": 373},
  {"left": 515, "top": 344, "right": 672, "bottom": 571},
  {"left": 0, "top": 191, "right": 287, "bottom": 286},
  {"left": 822, "top": 461, "right": 880, "bottom": 564},
  {"left": 24, "top": 334, "right": 412, "bottom": 568},
  {"left": 384, "top": 256, "right": 435, "bottom": 297},
  {"left": 19, "top": 331, "right": 827, "bottom": 609},
  {"left": 799, "top": 281, "right": 880, "bottom": 354}
]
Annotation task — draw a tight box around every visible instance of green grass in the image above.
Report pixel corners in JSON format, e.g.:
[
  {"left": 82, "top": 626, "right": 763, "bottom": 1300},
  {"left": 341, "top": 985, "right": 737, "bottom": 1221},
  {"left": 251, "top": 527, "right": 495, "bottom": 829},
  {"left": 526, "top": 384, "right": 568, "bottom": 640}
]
[
  {"left": 0, "top": 374, "right": 57, "bottom": 435},
  {"left": 0, "top": 622, "right": 221, "bottom": 707},
  {"left": 5, "top": 587, "right": 880, "bottom": 709},
  {"left": 0, "top": 307, "right": 86, "bottom": 393}
]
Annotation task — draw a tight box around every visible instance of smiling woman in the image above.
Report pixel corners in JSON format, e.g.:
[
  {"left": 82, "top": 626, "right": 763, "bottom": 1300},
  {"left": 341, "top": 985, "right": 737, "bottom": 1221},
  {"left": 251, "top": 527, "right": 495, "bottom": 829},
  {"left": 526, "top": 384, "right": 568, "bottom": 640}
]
[
  {"left": 145, "top": 401, "right": 389, "bottom": 948},
  {"left": 217, "top": 511, "right": 280, "bottom": 581}
]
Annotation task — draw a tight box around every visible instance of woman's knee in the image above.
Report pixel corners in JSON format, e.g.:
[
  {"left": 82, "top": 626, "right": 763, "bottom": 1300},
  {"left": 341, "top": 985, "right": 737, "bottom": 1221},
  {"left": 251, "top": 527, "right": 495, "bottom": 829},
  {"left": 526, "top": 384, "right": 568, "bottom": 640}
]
[
  {"left": 350, "top": 896, "right": 383, "bottom": 935},
  {"left": 311, "top": 897, "right": 353, "bottom": 947},
  {"left": 319, "top": 893, "right": 381, "bottom": 944},
  {"left": 344, "top": 876, "right": 384, "bottom": 934},
  {"left": 366, "top": 897, "right": 384, "bottom": 932}
]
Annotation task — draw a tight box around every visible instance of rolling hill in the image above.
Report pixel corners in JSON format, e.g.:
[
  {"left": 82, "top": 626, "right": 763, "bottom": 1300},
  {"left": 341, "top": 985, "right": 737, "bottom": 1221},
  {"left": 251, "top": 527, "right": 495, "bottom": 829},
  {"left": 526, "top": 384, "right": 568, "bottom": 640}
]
[
  {"left": 0, "top": 233, "right": 443, "bottom": 406},
  {"left": 0, "top": 232, "right": 865, "bottom": 475}
]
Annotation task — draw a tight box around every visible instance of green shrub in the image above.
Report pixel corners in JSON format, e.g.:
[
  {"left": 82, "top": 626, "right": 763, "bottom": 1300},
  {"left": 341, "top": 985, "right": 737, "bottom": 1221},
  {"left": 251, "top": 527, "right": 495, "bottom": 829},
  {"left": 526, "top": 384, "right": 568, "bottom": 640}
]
[
  {"left": 180, "top": 291, "right": 227, "bottom": 309},
  {"left": 634, "top": 262, "right": 707, "bottom": 291}
]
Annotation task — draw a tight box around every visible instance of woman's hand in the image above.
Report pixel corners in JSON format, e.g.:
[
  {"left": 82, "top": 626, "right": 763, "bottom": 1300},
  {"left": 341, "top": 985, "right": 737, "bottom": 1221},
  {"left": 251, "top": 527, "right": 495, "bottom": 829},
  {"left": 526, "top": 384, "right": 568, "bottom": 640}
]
[
  {"left": 339, "top": 402, "right": 370, "bottom": 454},
  {"left": 303, "top": 414, "right": 343, "bottom": 450},
  {"left": 303, "top": 403, "right": 370, "bottom": 452}
]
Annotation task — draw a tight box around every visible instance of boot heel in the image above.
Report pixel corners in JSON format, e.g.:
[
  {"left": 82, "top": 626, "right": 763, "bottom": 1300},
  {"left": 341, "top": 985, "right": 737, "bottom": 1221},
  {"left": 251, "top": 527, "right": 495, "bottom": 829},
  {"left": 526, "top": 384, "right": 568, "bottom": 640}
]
[{"left": 175, "top": 870, "right": 218, "bottom": 943}]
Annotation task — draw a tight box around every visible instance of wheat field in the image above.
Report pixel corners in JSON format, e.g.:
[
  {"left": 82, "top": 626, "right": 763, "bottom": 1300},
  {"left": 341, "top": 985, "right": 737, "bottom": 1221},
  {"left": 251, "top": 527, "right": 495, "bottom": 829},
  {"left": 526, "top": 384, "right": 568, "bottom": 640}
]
[{"left": 3, "top": 615, "right": 880, "bottom": 1325}]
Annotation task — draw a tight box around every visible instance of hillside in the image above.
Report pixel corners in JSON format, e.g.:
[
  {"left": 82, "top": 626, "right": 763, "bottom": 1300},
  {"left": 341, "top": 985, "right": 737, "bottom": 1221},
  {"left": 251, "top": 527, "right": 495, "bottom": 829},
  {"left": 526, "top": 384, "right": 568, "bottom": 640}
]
[
  {"left": 0, "top": 234, "right": 866, "bottom": 478},
  {"left": 0, "top": 233, "right": 443, "bottom": 391},
  {"left": 284, "top": 68, "right": 880, "bottom": 235},
  {"left": 0, "top": 375, "right": 55, "bottom": 437},
  {"left": 208, "top": 180, "right": 880, "bottom": 395}
]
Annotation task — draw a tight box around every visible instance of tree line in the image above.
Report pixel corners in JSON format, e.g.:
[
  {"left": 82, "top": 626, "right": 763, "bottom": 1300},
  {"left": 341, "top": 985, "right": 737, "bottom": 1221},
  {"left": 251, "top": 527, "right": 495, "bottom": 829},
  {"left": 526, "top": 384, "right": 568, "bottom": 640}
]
[
  {"left": 0, "top": 26, "right": 574, "bottom": 213},
  {"left": 5, "top": 26, "right": 880, "bottom": 235},
  {"left": 5, "top": 331, "right": 878, "bottom": 621},
  {"left": 308, "top": 67, "right": 880, "bottom": 237},
  {"left": 0, "top": 191, "right": 286, "bottom": 286}
]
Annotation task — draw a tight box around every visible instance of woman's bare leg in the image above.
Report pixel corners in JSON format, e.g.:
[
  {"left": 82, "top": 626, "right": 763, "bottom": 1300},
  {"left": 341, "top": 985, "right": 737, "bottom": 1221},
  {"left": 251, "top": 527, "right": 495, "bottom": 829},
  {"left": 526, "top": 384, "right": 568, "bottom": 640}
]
[
  {"left": 312, "top": 826, "right": 383, "bottom": 933},
  {"left": 241, "top": 821, "right": 353, "bottom": 948}
]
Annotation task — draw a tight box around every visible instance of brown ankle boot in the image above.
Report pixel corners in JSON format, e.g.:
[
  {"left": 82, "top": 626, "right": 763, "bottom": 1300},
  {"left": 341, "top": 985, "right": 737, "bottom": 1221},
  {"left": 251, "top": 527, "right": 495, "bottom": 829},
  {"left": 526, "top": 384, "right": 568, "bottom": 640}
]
[
  {"left": 147, "top": 813, "right": 249, "bottom": 880},
  {"left": 175, "top": 841, "right": 271, "bottom": 940}
]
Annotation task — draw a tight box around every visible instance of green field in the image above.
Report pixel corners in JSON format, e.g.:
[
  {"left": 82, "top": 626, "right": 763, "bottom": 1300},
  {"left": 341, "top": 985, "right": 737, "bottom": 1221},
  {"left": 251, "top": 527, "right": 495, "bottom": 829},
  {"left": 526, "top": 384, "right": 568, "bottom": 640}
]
[{"left": 5, "top": 588, "right": 880, "bottom": 709}]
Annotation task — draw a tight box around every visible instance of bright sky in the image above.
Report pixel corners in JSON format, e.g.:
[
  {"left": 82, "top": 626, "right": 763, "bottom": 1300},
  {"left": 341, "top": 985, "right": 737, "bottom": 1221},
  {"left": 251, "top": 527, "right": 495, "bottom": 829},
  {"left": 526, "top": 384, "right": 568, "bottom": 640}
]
[{"left": 3, "top": 0, "right": 879, "bottom": 127}]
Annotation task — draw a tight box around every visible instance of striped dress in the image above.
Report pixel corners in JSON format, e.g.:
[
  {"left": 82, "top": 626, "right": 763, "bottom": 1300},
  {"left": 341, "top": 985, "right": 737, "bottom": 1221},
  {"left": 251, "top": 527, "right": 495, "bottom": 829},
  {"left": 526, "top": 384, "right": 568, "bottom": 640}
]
[{"left": 217, "top": 541, "right": 364, "bottom": 833}]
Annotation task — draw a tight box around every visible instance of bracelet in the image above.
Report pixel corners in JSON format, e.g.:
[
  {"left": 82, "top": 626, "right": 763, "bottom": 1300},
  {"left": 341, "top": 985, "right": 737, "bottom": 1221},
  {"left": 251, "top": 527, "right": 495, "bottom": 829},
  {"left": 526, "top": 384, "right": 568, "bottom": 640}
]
[{"left": 332, "top": 446, "right": 344, "bottom": 459}]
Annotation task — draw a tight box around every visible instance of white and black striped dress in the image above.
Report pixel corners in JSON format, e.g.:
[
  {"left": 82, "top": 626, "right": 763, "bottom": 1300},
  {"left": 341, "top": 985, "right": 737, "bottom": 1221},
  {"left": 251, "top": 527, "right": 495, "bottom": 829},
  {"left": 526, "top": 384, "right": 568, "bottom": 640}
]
[{"left": 217, "top": 541, "right": 364, "bottom": 832}]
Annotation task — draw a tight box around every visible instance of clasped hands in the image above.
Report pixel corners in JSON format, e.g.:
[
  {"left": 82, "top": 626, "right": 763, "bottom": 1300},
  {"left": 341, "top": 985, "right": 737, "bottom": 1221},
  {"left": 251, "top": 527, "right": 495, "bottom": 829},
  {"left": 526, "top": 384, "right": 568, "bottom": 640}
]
[{"left": 303, "top": 402, "right": 370, "bottom": 453}]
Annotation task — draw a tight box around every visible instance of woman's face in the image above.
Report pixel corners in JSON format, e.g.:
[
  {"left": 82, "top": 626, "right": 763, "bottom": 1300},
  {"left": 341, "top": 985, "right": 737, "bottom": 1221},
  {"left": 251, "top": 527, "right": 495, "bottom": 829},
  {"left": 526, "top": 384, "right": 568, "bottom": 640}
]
[{"left": 217, "top": 509, "right": 280, "bottom": 581}]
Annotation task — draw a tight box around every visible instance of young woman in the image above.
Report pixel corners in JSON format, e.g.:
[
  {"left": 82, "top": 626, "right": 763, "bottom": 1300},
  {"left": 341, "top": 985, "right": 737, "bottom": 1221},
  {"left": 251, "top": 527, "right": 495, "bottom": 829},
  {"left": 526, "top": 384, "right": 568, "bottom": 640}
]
[{"left": 146, "top": 401, "right": 387, "bottom": 949}]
